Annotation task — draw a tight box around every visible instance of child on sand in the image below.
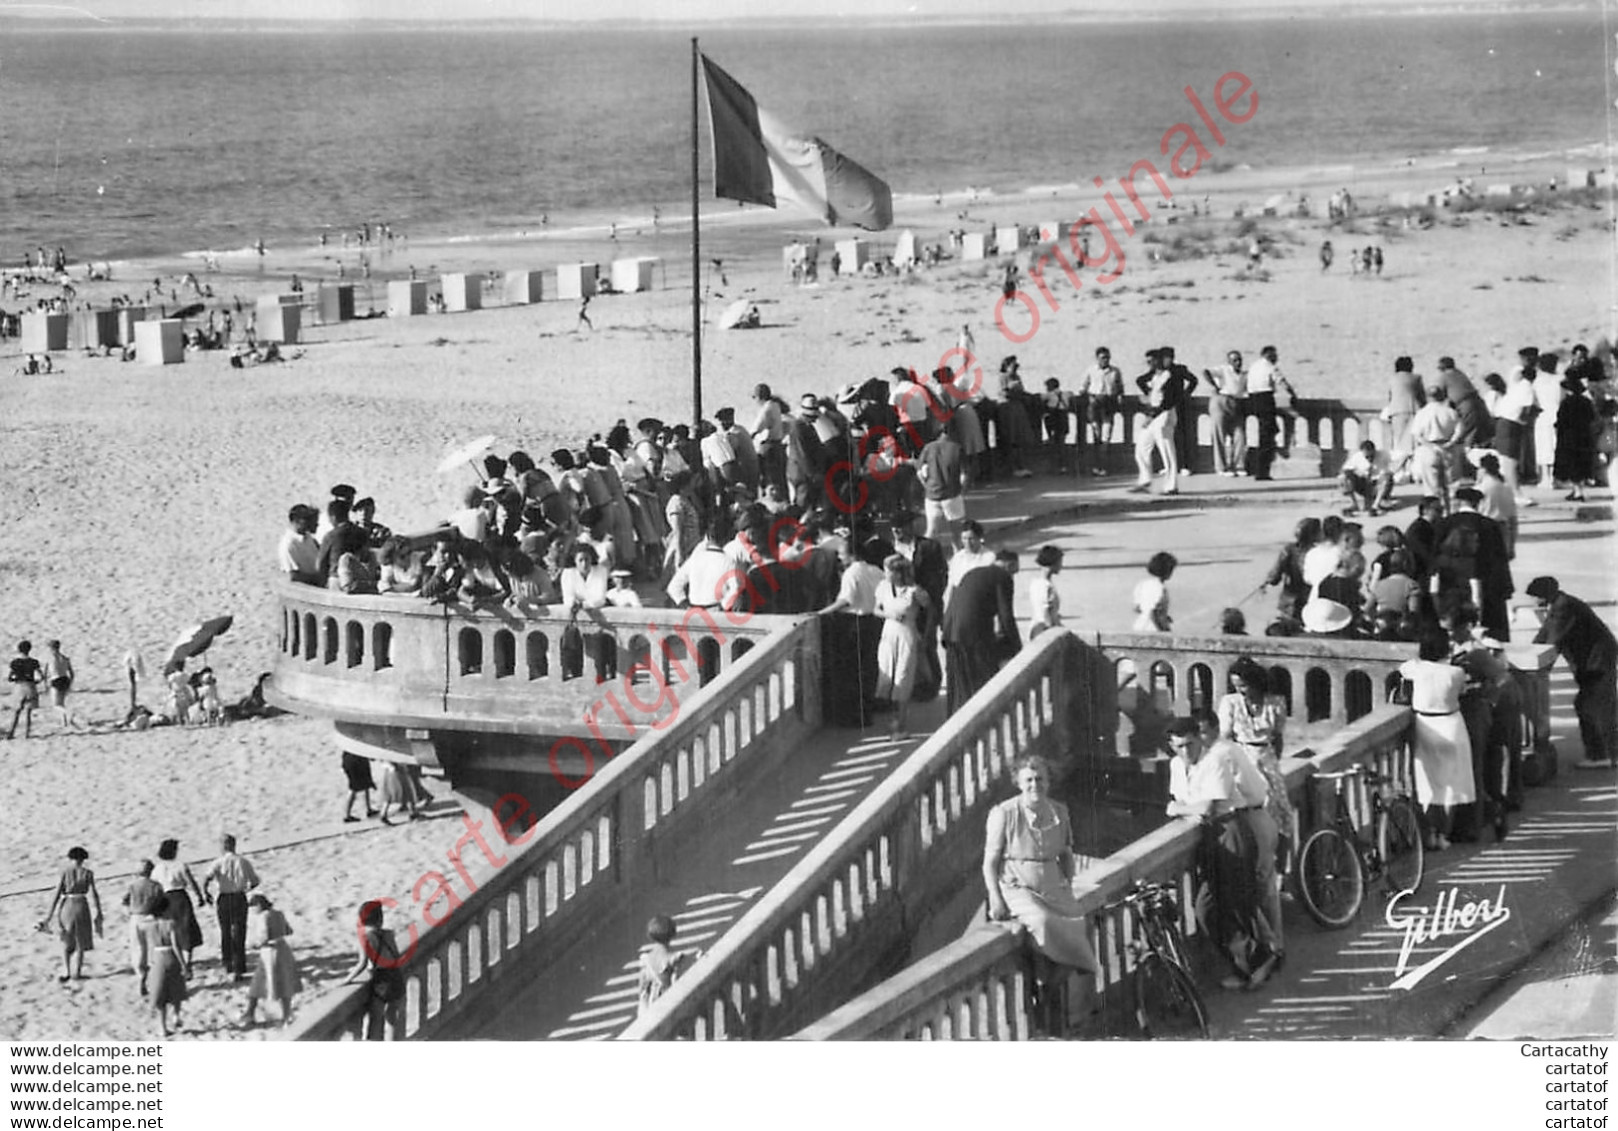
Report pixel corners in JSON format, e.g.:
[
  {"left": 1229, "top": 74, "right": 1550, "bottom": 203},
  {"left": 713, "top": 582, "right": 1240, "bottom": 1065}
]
[{"left": 637, "top": 914, "right": 700, "bottom": 1016}]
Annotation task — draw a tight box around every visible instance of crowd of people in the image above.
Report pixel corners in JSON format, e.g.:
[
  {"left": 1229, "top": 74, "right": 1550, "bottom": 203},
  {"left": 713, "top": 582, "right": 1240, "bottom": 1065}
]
[{"left": 38, "top": 836, "right": 300, "bottom": 1037}]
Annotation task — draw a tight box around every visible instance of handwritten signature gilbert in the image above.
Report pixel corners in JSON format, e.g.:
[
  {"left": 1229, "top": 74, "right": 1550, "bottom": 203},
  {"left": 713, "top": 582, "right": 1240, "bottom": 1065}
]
[{"left": 1385, "top": 885, "right": 1511, "bottom": 990}]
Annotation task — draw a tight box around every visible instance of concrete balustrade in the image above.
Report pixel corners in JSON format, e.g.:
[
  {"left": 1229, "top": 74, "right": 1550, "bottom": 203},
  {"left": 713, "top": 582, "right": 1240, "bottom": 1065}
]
[
  {"left": 269, "top": 581, "right": 790, "bottom": 738},
  {"left": 285, "top": 621, "right": 821, "bottom": 1041},
  {"left": 622, "top": 629, "right": 1082, "bottom": 1041}
]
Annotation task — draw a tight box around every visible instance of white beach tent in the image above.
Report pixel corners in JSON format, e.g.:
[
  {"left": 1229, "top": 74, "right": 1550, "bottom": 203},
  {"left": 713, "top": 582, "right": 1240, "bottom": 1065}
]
[
  {"left": 892, "top": 229, "right": 917, "bottom": 267},
  {"left": 718, "top": 299, "right": 760, "bottom": 330}
]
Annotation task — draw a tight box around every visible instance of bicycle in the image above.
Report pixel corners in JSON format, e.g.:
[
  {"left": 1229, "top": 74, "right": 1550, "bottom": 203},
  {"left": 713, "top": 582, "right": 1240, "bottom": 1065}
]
[
  {"left": 1296, "top": 764, "right": 1425, "bottom": 929},
  {"left": 1116, "top": 880, "right": 1208, "bottom": 1039}
]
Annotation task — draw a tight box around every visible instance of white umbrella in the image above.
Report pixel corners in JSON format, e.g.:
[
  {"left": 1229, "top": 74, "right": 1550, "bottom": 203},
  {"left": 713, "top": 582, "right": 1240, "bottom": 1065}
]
[
  {"left": 436, "top": 434, "right": 497, "bottom": 477},
  {"left": 718, "top": 299, "right": 757, "bottom": 330}
]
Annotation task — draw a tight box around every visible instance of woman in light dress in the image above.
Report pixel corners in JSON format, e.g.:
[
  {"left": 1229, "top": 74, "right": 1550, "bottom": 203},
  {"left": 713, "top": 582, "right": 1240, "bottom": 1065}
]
[
  {"left": 1398, "top": 634, "right": 1476, "bottom": 850},
  {"left": 239, "top": 894, "right": 301, "bottom": 1028},
  {"left": 1027, "top": 545, "right": 1064, "bottom": 636},
  {"left": 1533, "top": 355, "right": 1565, "bottom": 489},
  {"left": 1217, "top": 658, "right": 1295, "bottom": 955},
  {"left": 1131, "top": 552, "right": 1177, "bottom": 632},
  {"left": 140, "top": 893, "right": 188, "bottom": 1037},
  {"left": 983, "top": 755, "right": 1097, "bottom": 1033},
  {"left": 40, "top": 846, "right": 102, "bottom": 983},
  {"left": 873, "top": 554, "right": 927, "bottom": 737}
]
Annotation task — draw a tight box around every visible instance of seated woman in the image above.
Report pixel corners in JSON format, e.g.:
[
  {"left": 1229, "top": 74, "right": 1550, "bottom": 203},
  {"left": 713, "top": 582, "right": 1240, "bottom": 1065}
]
[
  {"left": 560, "top": 544, "right": 616, "bottom": 684},
  {"left": 1365, "top": 549, "right": 1423, "bottom": 640},
  {"left": 983, "top": 754, "right": 1097, "bottom": 1033},
  {"left": 504, "top": 548, "right": 557, "bottom": 607},
  {"left": 456, "top": 542, "right": 509, "bottom": 607},
  {"left": 334, "top": 550, "right": 378, "bottom": 595},
  {"left": 376, "top": 537, "right": 425, "bottom": 595}
]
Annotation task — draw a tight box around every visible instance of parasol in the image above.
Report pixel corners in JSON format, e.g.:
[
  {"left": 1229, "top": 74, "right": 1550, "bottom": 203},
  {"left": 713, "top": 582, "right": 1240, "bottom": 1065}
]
[
  {"left": 436, "top": 434, "right": 497, "bottom": 478},
  {"left": 166, "top": 615, "right": 234, "bottom": 673},
  {"left": 171, "top": 302, "right": 205, "bottom": 321}
]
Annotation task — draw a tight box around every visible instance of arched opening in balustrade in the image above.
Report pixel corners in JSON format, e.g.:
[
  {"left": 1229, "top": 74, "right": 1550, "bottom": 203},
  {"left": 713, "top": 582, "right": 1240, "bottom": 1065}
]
[
  {"left": 302, "top": 613, "right": 317, "bottom": 661},
  {"left": 526, "top": 632, "right": 549, "bottom": 680},
  {"left": 458, "top": 627, "right": 483, "bottom": 676},
  {"left": 372, "top": 623, "right": 392, "bottom": 670},
  {"left": 1268, "top": 666, "right": 1293, "bottom": 716},
  {"left": 1384, "top": 670, "right": 1405, "bottom": 704},
  {"left": 322, "top": 618, "right": 339, "bottom": 665},
  {"left": 697, "top": 637, "right": 721, "bottom": 687},
  {"left": 732, "top": 638, "right": 755, "bottom": 664},
  {"left": 1187, "top": 662, "right": 1214, "bottom": 716},
  {"left": 1116, "top": 657, "right": 1169, "bottom": 759},
  {"left": 625, "top": 635, "right": 652, "bottom": 685},
  {"left": 661, "top": 635, "right": 691, "bottom": 686},
  {"left": 1305, "top": 667, "right": 1332, "bottom": 723},
  {"left": 345, "top": 621, "right": 365, "bottom": 669},
  {"left": 1148, "top": 660, "right": 1176, "bottom": 703},
  {"left": 1345, "top": 669, "right": 1373, "bottom": 721},
  {"left": 492, "top": 630, "right": 516, "bottom": 678},
  {"left": 287, "top": 610, "right": 299, "bottom": 656}
]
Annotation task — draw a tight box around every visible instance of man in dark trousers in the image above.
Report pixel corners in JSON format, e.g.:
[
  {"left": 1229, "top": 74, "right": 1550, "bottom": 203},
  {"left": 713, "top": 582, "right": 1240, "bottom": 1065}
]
[
  {"left": 1528, "top": 576, "right": 1617, "bottom": 768},
  {"left": 1158, "top": 346, "right": 1200, "bottom": 476},
  {"left": 202, "top": 834, "right": 260, "bottom": 982},
  {"left": 940, "top": 549, "right": 1020, "bottom": 714},
  {"left": 1403, "top": 496, "right": 1445, "bottom": 587},
  {"left": 891, "top": 509, "right": 949, "bottom": 702},
  {"left": 1435, "top": 486, "right": 1514, "bottom": 642}
]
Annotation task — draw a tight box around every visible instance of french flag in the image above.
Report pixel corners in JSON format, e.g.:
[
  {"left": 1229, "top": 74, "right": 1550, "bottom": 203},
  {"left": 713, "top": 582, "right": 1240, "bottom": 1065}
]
[{"left": 700, "top": 54, "right": 893, "bottom": 232}]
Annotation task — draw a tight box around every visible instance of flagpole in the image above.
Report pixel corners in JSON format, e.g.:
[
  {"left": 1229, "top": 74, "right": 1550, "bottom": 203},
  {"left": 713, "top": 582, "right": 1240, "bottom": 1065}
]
[{"left": 691, "top": 37, "right": 703, "bottom": 434}]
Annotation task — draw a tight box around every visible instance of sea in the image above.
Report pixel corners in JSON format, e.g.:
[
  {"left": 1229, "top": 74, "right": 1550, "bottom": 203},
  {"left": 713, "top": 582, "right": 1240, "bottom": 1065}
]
[{"left": 0, "top": 10, "right": 1609, "bottom": 263}]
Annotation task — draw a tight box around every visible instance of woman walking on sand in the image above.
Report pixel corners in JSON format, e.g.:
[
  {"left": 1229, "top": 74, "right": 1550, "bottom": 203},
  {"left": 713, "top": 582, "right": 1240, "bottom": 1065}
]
[
  {"left": 239, "top": 894, "right": 301, "bottom": 1028},
  {"left": 141, "top": 893, "right": 189, "bottom": 1037},
  {"left": 151, "top": 839, "right": 206, "bottom": 968},
  {"left": 40, "top": 846, "right": 102, "bottom": 983}
]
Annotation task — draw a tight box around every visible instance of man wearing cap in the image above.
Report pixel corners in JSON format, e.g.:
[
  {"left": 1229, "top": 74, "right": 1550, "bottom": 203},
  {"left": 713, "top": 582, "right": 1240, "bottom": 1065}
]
[
  {"left": 750, "top": 383, "right": 787, "bottom": 496},
  {"left": 1130, "top": 349, "right": 1181, "bottom": 494},
  {"left": 202, "top": 834, "right": 260, "bottom": 982},
  {"left": 276, "top": 505, "right": 321, "bottom": 587},
  {"left": 1435, "top": 486, "right": 1513, "bottom": 642},
  {"left": 715, "top": 407, "right": 759, "bottom": 497},
  {"left": 1528, "top": 577, "right": 1617, "bottom": 768},
  {"left": 316, "top": 484, "right": 357, "bottom": 540},
  {"left": 940, "top": 549, "right": 1020, "bottom": 714},
  {"left": 786, "top": 394, "right": 828, "bottom": 509}
]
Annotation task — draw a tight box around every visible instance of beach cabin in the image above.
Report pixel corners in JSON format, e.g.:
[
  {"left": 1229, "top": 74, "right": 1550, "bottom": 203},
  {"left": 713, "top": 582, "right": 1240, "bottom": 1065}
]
[
  {"left": 892, "top": 230, "right": 917, "bottom": 267},
  {"left": 134, "top": 319, "right": 183, "bottom": 366},
  {"left": 257, "top": 297, "right": 301, "bottom": 344},
  {"left": 20, "top": 312, "right": 68, "bottom": 353},
  {"left": 388, "top": 280, "right": 429, "bottom": 318},
  {"left": 834, "top": 239, "right": 869, "bottom": 277},
  {"left": 114, "top": 307, "right": 146, "bottom": 346},
  {"left": 1566, "top": 167, "right": 1592, "bottom": 189},
  {"left": 1485, "top": 184, "right": 1515, "bottom": 199},
  {"left": 610, "top": 257, "right": 657, "bottom": 294},
  {"left": 995, "top": 226, "right": 1025, "bottom": 254},
  {"left": 319, "top": 284, "right": 355, "bottom": 324},
  {"left": 556, "top": 263, "right": 598, "bottom": 301},
  {"left": 961, "top": 232, "right": 992, "bottom": 261},
  {"left": 1037, "top": 221, "right": 1070, "bottom": 245},
  {"left": 1594, "top": 171, "right": 1616, "bottom": 189},
  {"left": 442, "top": 273, "right": 483, "bottom": 313},
  {"left": 73, "top": 309, "right": 120, "bottom": 351},
  {"left": 505, "top": 270, "right": 543, "bottom": 305}
]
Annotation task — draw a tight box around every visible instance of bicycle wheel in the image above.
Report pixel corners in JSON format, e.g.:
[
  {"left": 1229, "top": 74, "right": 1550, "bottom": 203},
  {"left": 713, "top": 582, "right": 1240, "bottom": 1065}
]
[
  {"left": 1296, "top": 827, "right": 1365, "bottom": 929},
  {"left": 1133, "top": 953, "right": 1209, "bottom": 1039},
  {"left": 1378, "top": 798, "right": 1425, "bottom": 896}
]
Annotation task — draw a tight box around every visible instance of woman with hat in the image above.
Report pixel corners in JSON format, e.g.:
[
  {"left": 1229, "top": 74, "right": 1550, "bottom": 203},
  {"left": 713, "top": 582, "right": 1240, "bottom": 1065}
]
[
  {"left": 1553, "top": 375, "right": 1598, "bottom": 501},
  {"left": 239, "top": 894, "right": 301, "bottom": 1028},
  {"left": 1028, "top": 546, "right": 1065, "bottom": 637},
  {"left": 40, "top": 846, "right": 102, "bottom": 983}
]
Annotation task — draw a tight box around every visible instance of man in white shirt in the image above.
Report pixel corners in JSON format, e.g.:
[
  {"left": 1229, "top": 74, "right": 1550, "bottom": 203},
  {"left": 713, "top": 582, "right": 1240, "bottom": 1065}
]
[
  {"left": 1129, "top": 349, "right": 1180, "bottom": 494},
  {"left": 276, "top": 505, "right": 321, "bottom": 586},
  {"left": 1243, "top": 345, "right": 1294, "bottom": 481},
  {"left": 820, "top": 538, "right": 884, "bottom": 616},
  {"left": 1338, "top": 439, "right": 1394, "bottom": 516},
  {"left": 943, "top": 520, "right": 997, "bottom": 608},
  {"left": 750, "top": 382, "right": 787, "bottom": 496},
  {"left": 1204, "top": 350, "right": 1249, "bottom": 477},
  {"left": 1165, "top": 713, "right": 1281, "bottom": 989},
  {"left": 1408, "top": 384, "right": 1461, "bottom": 499},
  {"left": 666, "top": 531, "right": 741, "bottom": 612},
  {"left": 1076, "top": 346, "right": 1124, "bottom": 473}
]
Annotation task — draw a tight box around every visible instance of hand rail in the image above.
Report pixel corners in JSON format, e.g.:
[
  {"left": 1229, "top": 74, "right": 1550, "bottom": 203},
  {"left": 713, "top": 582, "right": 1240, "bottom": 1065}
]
[{"left": 621, "top": 627, "right": 1074, "bottom": 1040}]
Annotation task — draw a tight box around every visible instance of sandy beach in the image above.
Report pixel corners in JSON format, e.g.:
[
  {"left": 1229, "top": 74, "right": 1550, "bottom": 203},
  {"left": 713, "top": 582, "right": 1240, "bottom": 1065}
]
[{"left": 1, "top": 144, "right": 1611, "bottom": 1040}]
